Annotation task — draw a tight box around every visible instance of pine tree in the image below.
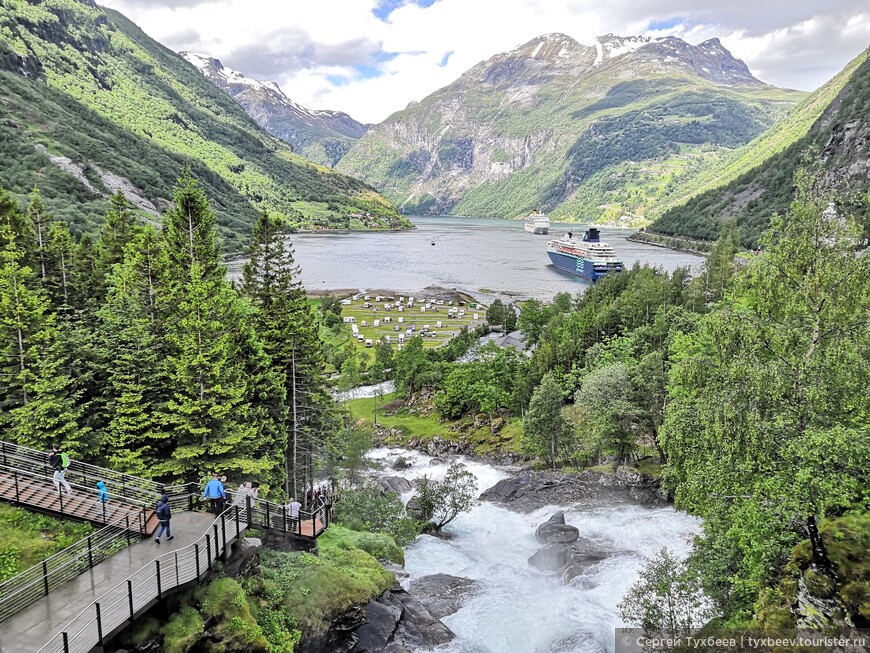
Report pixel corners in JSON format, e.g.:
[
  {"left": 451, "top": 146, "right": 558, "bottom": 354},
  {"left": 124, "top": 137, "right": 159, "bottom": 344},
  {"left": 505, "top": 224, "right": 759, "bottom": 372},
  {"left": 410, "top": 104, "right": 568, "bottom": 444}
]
[
  {"left": 26, "top": 187, "right": 50, "bottom": 282},
  {"left": 0, "top": 188, "right": 32, "bottom": 257},
  {"left": 161, "top": 176, "right": 262, "bottom": 480},
  {"left": 94, "top": 193, "right": 139, "bottom": 292},
  {"left": 9, "top": 336, "right": 88, "bottom": 455},
  {"left": 98, "top": 248, "right": 168, "bottom": 475},
  {"left": 43, "top": 221, "right": 77, "bottom": 311},
  {"left": 0, "top": 226, "right": 53, "bottom": 427},
  {"left": 240, "top": 211, "right": 331, "bottom": 500}
]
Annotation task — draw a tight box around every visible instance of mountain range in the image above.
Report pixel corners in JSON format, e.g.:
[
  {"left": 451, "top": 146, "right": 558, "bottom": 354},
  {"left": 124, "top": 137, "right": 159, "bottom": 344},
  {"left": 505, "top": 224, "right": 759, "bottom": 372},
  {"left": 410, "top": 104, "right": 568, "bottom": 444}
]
[
  {"left": 332, "top": 33, "right": 807, "bottom": 223},
  {"left": 180, "top": 52, "right": 367, "bottom": 167},
  {"left": 0, "top": 0, "right": 407, "bottom": 250}
]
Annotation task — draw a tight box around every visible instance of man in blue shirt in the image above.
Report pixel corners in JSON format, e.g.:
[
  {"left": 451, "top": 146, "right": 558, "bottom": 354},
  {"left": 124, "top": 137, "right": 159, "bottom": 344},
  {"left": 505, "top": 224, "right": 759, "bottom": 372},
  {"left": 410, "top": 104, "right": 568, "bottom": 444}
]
[{"left": 203, "top": 473, "right": 226, "bottom": 515}]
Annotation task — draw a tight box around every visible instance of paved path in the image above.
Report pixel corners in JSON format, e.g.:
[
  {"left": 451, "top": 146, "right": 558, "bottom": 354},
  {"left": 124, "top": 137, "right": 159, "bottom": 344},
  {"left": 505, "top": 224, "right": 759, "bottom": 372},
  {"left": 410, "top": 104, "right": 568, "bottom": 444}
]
[{"left": 0, "top": 512, "right": 232, "bottom": 653}]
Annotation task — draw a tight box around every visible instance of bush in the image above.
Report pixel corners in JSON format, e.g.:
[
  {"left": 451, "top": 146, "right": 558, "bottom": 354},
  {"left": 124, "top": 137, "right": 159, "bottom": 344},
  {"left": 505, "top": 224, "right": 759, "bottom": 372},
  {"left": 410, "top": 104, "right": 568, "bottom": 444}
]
[{"left": 333, "top": 486, "right": 421, "bottom": 545}]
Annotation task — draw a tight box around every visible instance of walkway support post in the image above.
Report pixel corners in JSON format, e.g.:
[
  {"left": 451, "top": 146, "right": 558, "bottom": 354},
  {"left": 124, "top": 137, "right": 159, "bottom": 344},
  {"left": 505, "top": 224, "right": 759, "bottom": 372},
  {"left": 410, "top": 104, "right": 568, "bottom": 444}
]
[
  {"left": 42, "top": 561, "right": 49, "bottom": 596},
  {"left": 156, "top": 560, "right": 162, "bottom": 599},
  {"left": 195, "top": 543, "right": 201, "bottom": 580},
  {"left": 127, "top": 579, "right": 134, "bottom": 622},
  {"left": 96, "top": 602, "right": 103, "bottom": 646}
]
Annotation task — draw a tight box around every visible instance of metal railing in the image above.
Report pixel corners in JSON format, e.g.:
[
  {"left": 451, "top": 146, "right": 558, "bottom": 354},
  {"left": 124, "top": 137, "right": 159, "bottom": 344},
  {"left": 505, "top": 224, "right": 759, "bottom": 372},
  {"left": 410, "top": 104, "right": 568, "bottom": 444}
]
[
  {"left": 0, "top": 508, "right": 149, "bottom": 622},
  {"left": 227, "top": 491, "right": 330, "bottom": 539},
  {"left": 0, "top": 462, "right": 155, "bottom": 531},
  {"left": 36, "top": 505, "right": 248, "bottom": 653},
  {"left": 0, "top": 441, "right": 187, "bottom": 508}
]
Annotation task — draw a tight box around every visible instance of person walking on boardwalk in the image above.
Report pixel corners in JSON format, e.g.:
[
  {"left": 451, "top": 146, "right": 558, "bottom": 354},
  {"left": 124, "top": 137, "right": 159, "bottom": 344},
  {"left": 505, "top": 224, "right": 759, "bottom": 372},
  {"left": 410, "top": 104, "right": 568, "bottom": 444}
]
[
  {"left": 48, "top": 445, "right": 62, "bottom": 471},
  {"left": 154, "top": 494, "right": 173, "bottom": 543},
  {"left": 52, "top": 466, "right": 72, "bottom": 496},
  {"left": 286, "top": 497, "right": 301, "bottom": 532},
  {"left": 203, "top": 473, "right": 226, "bottom": 515},
  {"left": 95, "top": 480, "right": 111, "bottom": 519}
]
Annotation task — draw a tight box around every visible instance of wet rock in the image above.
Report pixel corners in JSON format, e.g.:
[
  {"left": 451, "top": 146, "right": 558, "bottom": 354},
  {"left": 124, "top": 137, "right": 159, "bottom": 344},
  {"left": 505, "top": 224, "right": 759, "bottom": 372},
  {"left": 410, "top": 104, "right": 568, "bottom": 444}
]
[
  {"left": 380, "top": 476, "right": 412, "bottom": 494},
  {"left": 615, "top": 465, "right": 647, "bottom": 486},
  {"left": 528, "top": 543, "right": 569, "bottom": 571},
  {"left": 381, "top": 561, "right": 410, "bottom": 583},
  {"left": 405, "top": 495, "right": 426, "bottom": 521},
  {"left": 393, "top": 456, "right": 412, "bottom": 470},
  {"left": 301, "top": 604, "right": 366, "bottom": 653},
  {"left": 560, "top": 549, "right": 609, "bottom": 582},
  {"left": 408, "top": 574, "right": 479, "bottom": 619},
  {"left": 479, "top": 476, "right": 534, "bottom": 502},
  {"left": 350, "top": 589, "right": 454, "bottom": 653},
  {"left": 535, "top": 512, "right": 580, "bottom": 544},
  {"left": 352, "top": 598, "right": 402, "bottom": 652},
  {"left": 224, "top": 537, "right": 262, "bottom": 578}
]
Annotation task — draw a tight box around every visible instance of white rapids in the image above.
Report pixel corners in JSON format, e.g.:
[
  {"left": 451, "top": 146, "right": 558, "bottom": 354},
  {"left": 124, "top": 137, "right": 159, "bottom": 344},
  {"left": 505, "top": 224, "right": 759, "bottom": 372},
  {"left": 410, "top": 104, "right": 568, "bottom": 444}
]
[{"left": 365, "top": 448, "right": 701, "bottom": 653}]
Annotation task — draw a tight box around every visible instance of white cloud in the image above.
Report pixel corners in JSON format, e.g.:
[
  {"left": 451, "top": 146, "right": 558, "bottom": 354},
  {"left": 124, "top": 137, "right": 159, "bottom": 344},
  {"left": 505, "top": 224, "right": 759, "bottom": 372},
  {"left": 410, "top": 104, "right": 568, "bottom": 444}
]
[{"left": 100, "top": 0, "right": 870, "bottom": 122}]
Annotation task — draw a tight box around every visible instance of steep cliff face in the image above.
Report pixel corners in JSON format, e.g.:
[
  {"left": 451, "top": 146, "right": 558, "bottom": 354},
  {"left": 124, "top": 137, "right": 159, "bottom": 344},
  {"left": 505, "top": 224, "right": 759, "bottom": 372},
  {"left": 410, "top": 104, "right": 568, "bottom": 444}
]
[
  {"left": 649, "top": 48, "right": 870, "bottom": 247},
  {"left": 336, "top": 33, "right": 804, "bottom": 222},
  {"left": 181, "top": 52, "right": 367, "bottom": 167}
]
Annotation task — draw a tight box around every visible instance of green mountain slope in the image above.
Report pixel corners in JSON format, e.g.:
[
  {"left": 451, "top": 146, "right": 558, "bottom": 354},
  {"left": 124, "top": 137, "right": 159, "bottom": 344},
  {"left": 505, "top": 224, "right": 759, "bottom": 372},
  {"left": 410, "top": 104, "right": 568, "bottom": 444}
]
[
  {"left": 336, "top": 33, "right": 805, "bottom": 223},
  {"left": 0, "top": 0, "right": 408, "bottom": 249},
  {"left": 647, "top": 48, "right": 870, "bottom": 247}
]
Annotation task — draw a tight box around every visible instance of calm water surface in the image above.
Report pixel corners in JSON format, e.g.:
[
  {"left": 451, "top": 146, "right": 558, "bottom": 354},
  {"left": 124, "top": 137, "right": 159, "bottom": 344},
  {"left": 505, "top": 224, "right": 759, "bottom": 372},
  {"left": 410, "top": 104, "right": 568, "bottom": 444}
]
[{"left": 228, "top": 216, "right": 703, "bottom": 301}]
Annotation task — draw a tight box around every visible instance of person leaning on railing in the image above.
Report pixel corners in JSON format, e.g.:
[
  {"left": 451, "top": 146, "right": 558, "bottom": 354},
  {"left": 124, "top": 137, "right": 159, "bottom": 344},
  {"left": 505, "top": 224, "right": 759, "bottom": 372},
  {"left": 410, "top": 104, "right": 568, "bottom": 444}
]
[{"left": 203, "top": 473, "right": 226, "bottom": 515}]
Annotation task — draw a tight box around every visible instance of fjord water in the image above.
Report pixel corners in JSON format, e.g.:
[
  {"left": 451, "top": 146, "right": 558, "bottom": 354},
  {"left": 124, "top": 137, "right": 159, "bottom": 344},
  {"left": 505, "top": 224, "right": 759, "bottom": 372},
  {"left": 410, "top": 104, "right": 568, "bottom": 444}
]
[
  {"left": 228, "top": 216, "right": 703, "bottom": 301},
  {"left": 367, "top": 448, "right": 701, "bottom": 653}
]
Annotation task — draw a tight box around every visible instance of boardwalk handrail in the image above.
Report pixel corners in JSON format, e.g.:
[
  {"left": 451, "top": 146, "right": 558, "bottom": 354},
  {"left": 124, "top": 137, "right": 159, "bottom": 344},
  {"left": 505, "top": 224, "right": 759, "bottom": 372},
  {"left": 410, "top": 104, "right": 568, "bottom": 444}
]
[
  {"left": 226, "top": 491, "right": 330, "bottom": 539},
  {"left": 0, "top": 462, "right": 154, "bottom": 530},
  {"left": 0, "top": 441, "right": 187, "bottom": 507},
  {"left": 36, "top": 505, "right": 247, "bottom": 653},
  {"left": 0, "top": 508, "right": 148, "bottom": 623}
]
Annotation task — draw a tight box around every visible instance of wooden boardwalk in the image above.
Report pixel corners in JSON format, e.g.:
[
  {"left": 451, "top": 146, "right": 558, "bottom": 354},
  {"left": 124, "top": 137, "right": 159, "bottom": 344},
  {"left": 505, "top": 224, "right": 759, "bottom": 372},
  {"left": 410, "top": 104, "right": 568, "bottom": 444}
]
[
  {"left": 0, "top": 470, "right": 158, "bottom": 535},
  {"left": 0, "top": 512, "right": 245, "bottom": 653},
  {"left": 0, "top": 440, "right": 332, "bottom": 652}
]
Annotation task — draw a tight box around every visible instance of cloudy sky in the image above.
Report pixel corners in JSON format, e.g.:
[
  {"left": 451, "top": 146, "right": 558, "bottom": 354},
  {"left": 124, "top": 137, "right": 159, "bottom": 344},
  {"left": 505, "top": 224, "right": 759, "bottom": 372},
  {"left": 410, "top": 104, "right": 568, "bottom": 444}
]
[{"left": 100, "top": 0, "right": 870, "bottom": 123}]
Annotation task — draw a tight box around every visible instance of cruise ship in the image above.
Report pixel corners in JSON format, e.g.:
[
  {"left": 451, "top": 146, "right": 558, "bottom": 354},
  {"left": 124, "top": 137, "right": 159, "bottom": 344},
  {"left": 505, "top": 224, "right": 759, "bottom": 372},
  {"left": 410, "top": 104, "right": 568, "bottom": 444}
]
[
  {"left": 524, "top": 210, "right": 550, "bottom": 234},
  {"left": 546, "top": 228, "right": 624, "bottom": 281}
]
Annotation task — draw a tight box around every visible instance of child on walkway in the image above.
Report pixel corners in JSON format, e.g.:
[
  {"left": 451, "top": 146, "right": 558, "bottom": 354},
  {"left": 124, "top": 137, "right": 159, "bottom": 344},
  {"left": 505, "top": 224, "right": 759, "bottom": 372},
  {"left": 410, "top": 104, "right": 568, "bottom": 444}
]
[{"left": 96, "top": 481, "right": 111, "bottom": 519}]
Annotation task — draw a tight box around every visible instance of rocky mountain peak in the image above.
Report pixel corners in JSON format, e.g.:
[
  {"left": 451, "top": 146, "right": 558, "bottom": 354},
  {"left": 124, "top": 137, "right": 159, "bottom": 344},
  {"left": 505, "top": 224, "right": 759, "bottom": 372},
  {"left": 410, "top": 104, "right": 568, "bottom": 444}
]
[
  {"left": 180, "top": 50, "right": 367, "bottom": 164},
  {"left": 589, "top": 33, "right": 761, "bottom": 86},
  {"left": 510, "top": 33, "right": 583, "bottom": 62}
]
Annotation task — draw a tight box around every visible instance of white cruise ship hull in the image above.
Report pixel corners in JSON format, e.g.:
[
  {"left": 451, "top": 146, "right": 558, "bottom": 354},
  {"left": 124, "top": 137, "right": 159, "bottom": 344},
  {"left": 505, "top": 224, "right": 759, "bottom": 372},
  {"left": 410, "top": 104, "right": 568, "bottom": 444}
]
[{"left": 525, "top": 221, "right": 550, "bottom": 234}]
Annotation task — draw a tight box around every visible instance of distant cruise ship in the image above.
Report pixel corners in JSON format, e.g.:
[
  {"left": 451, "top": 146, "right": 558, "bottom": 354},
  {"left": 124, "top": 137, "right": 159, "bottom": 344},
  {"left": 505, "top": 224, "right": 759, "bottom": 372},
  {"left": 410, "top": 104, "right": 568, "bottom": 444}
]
[
  {"left": 546, "top": 228, "right": 624, "bottom": 281},
  {"left": 524, "top": 210, "right": 550, "bottom": 234}
]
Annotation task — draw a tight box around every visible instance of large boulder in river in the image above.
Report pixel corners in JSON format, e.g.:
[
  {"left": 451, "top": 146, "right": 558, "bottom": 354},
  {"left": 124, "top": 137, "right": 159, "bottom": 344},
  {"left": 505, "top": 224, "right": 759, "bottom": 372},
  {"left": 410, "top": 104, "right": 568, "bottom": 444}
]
[
  {"left": 351, "top": 589, "right": 454, "bottom": 653},
  {"left": 393, "top": 456, "right": 412, "bottom": 470},
  {"left": 528, "top": 543, "right": 569, "bottom": 571},
  {"left": 408, "top": 574, "right": 479, "bottom": 620},
  {"left": 405, "top": 496, "right": 426, "bottom": 521},
  {"left": 479, "top": 476, "right": 534, "bottom": 502},
  {"left": 535, "top": 512, "right": 579, "bottom": 544},
  {"left": 380, "top": 476, "right": 412, "bottom": 494}
]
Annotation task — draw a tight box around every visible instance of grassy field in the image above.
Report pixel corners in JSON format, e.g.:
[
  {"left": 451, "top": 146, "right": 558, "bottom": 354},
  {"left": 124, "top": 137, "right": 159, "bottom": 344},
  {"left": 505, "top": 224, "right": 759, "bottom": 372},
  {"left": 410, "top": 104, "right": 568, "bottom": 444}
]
[
  {"left": 344, "top": 391, "right": 522, "bottom": 456},
  {"left": 337, "top": 292, "right": 485, "bottom": 353}
]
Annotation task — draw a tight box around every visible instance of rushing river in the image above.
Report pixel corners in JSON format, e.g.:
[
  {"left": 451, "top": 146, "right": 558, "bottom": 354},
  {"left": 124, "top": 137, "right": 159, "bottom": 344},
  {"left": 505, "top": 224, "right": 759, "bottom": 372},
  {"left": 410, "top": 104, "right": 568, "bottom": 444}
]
[
  {"left": 227, "top": 216, "right": 703, "bottom": 302},
  {"left": 366, "top": 448, "right": 701, "bottom": 653}
]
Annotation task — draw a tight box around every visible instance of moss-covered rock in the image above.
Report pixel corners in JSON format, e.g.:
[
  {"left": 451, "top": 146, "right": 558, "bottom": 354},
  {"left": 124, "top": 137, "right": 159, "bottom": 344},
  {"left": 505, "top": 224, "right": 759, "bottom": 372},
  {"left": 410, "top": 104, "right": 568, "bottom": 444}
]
[{"left": 160, "top": 607, "right": 204, "bottom": 653}]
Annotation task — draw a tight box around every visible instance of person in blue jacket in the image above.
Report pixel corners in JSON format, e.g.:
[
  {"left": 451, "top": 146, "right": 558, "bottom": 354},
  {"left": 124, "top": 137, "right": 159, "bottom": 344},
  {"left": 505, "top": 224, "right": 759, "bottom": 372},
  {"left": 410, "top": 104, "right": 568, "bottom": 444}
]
[
  {"left": 154, "top": 494, "right": 172, "bottom": 543},
  {"left": 203, "top": 473, "right": 226, "bottom": 515},
  {"left": 95, "top": 481, "right": 111, "bottom": 519}
]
